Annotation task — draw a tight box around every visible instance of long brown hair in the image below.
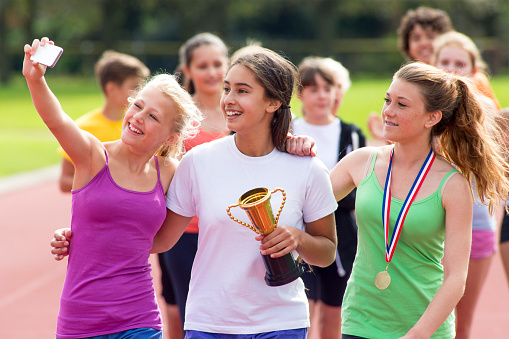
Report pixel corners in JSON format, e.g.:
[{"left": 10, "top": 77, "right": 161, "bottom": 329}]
[
  {"left": 396, "top": 62, "right": 509, "bottom": 212},
  {"left": 230, "top": 48, "right": 298, "bottom": 152}
]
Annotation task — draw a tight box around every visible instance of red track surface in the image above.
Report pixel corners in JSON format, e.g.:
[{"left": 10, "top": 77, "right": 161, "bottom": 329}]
[{"left": 1, "top": 176, "right": 508, "bottom": 338}]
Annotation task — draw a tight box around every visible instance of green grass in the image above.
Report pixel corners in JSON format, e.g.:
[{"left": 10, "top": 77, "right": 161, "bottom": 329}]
[
  {"left": 0, "top": 75, "right": 103, "bottom": 177},
  {"left": 2, "top": 74, "right": 509, "bottom": 178}
]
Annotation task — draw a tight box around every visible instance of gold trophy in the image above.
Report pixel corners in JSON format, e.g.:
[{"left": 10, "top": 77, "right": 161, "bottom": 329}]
[{"left": 227, "top": 187, "right": 304, "bottom": 286}]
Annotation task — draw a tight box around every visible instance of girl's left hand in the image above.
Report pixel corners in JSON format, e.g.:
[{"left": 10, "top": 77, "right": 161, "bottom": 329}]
[{"left": 256, "top": 225, "right": 301, "bottom": 258}]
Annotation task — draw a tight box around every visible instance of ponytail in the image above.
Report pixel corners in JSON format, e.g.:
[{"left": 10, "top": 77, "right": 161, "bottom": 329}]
[{"left": 396, "top": 62, "right": 509, "bottom": 212}]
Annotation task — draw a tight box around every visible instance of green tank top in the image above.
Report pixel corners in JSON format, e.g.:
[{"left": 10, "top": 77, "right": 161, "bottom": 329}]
[{"left": 341, "top": 150, "right": 457, "bottom": 339}]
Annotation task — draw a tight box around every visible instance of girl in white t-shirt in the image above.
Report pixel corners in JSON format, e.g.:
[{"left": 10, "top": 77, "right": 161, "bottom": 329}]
[{"left": 151, "top": 48, "right": 338, "bottom": 338}]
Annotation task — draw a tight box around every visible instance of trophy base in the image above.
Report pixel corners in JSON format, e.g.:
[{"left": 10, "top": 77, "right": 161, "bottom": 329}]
[{"left": 262, "top": 252, "right": 304, "bottom": 287}]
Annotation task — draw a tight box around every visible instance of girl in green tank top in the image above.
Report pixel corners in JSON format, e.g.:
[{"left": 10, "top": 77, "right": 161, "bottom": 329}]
[{"left": 330, "top": 63, "right": 509, "bottom": 338}]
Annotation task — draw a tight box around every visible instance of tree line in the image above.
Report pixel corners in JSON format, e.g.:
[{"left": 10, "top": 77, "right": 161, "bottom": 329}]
[{"left": 2, "top": 0, "right": 508, "bottom": 84}]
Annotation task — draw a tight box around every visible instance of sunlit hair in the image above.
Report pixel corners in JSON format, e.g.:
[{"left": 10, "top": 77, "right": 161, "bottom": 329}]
[
  {"left": 230, "top": 48, "right": 299, "bottom": 152},
  {"left": 297, "top": 57, "right": 336, "bottom": 93},
  {"left": 397, "top": 6, "right": 453, "bottom": 61},
  {"left": 129, "top": 74, "right": 203, "bottom": 159},
  {"left": 322, "top": 57, "right": 351, "bottom": 95},
  {"left": 395, "top": 62, "right": 509, "bottom": 212},
  {"left": 230, "top": 40, "right": 263, "bottom": 64},
  {"left": 432, "top": 31, "right": 487, "bottom": 74},
  {"left": 178, "top": 32, "right": 229, "bottom": 94}
]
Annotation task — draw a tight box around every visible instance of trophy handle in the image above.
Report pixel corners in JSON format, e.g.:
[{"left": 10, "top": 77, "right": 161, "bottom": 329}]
[
  {"left": 226, "top": 203, "right": 260, "bottom": 234},
  {"left": 270, "top": 188, "right": 286, "bottom": 227}
]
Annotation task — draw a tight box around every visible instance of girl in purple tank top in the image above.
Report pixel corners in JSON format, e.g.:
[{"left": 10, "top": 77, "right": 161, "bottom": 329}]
[{"left": 23, "top": 37, "right": 202, "bottom": 339}]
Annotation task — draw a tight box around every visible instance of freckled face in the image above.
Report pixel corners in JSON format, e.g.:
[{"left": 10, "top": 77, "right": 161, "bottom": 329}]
[{"left": 382, "top": 78, "right": 430, "bottom": 142}]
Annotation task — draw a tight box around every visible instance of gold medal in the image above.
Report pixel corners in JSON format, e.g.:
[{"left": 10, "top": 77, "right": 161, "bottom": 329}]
[{"left": 375, "top": 270, "right": 391, "bottom": 290}]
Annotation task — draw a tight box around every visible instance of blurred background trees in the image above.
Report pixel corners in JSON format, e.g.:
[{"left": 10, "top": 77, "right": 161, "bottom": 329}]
[{"left": 2, "top": 0, "right": 508, "bottom": 84}]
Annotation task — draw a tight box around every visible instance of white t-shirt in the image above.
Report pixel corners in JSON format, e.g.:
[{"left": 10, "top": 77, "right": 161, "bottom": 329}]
[
  {"left": 292, "top": 118, "right": 340, "bottom": 170},
  {"left": 166, "top": 135, "right": 337, "bottom": 334}
]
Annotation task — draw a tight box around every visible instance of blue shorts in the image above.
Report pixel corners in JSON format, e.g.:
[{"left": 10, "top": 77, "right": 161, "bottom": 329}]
[
  {"left": 57, "top": 328, "right": 162, "bottom": 339},
  {"left": 185, "top": 328, "right": 307, "bottom": 339}
]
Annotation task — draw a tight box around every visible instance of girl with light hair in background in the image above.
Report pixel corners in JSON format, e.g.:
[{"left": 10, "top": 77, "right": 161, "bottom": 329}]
[{"left": 432, "top": 29, "right": 502, "bottom": 339}]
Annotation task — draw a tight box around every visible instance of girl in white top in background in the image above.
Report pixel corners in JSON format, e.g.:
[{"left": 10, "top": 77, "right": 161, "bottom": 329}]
[{"left": 293, "top": 57, "right": 365, "bottom": 339}]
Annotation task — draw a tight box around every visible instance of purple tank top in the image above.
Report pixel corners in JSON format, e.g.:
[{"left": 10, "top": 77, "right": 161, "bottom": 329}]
[{"left": 56, "top": 152, "right": 165, "bottom": 338}]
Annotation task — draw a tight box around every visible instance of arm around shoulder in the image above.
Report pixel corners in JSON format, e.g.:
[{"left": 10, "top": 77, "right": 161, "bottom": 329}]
[{"left": 150, "top": 209, "right": 192, "bottom": 253}]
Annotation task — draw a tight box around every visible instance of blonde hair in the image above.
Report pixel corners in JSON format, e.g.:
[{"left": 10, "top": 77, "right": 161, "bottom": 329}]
[
  {"left": 433, "top": 31, "right": 487, "bottom": 73},
  {"left": 129, "top": 74, "right": 203, "bottom": 159},
  {"left": 395, "top": 62, "right": 509, "bottom": 213},
  {"left": 230, "top": 40, "right": 264, "bottom": 64}
]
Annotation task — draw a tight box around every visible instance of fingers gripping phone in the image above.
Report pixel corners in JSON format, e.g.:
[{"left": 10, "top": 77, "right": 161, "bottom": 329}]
[{"left": 30, "top": 44, "right": 64, "bottom": 68}]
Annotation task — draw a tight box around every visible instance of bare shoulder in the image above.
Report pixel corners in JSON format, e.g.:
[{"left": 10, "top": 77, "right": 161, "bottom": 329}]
[
  {"left": 437, "top": 157, "right": 472, "bottom": 208},
  {"left": 158, "top": 156, "right": 179, "bottom": 178},
  {"left": 345, "top": 145, "right": 387, "bottom": 164},
  {"left": 157, "top": 156, "right": 179, "bottom": 193},
  {"left": 332, "top": 145, "right": 389, "bottom": 186}
]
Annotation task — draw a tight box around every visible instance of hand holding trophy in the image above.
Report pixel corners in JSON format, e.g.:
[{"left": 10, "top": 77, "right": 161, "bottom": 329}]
[{"left": 227, "top": 187, "right": 304, "bottom": 286}]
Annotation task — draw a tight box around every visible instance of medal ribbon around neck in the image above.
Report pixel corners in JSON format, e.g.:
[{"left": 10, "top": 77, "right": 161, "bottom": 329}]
[{"left": 382, "top": 148, "right": 435, "bottom": 263}]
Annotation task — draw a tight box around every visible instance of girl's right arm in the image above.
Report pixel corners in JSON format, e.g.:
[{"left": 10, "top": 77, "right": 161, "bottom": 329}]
[
  {"left": 150, "top": 209, "right": 193, "bottom": 253},
  {"left": 23, "top": 38, "right": 103, "bottom": 173}
]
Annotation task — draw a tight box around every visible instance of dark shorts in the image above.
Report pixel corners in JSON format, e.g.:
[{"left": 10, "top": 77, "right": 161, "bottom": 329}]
[
  {"left": 185, "top": 328, "right": 307, "bottom": 339},
  {"left": 301, "top": 260, "right": 350, "bottom": 307},
  {"left": 162, "top": 232, "right": 198, "bottom": 324},
  {"left": 158, "top": 252, "right": 176, "bottom": 305},
  {"left": 501, "top": 210, "right": 509, "bottom": 244},
  {"left": 341, "top": 335, "right": 366, "bottom": 339}
]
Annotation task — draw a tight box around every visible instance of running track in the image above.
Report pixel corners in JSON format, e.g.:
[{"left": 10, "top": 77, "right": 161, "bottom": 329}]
[{"left": 1, "top": 167, "right": 508, "bottom": 338}]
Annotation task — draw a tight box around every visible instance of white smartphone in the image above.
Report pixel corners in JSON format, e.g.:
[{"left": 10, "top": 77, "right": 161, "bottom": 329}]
[{"left": 30, "top": 43, "right": 64, "bottom": 68}]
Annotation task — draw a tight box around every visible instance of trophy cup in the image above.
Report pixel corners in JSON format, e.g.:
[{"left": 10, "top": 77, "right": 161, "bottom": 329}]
[{"left": 227, "top": 187, "right": 304, "bottom": 286}]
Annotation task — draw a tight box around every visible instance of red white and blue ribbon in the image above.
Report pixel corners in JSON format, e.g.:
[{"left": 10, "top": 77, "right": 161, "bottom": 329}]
[{"left": 382, "top": 148, "right": 435, "bottom": 263}]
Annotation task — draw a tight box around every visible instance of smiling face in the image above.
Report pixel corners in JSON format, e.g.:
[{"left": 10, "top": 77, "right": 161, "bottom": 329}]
[
  {"left": 121, "top": 86, "right": 178, "bottom": 151},
  {"left": 408, "top": 24, "right": 438, "bottom": 64},
  {"left": 435, "top": 44, "right": 475, "bottom": 77},
  {"left": 185, "top": 44, "right": 228, "bottom": 96},
  {"left": 220, "top": 64, "right": 276, "bottom": 135},
  {"left": 382, "top": 77, "right": 432, "bottom": 143},
  {"left": 299, "top": 73, "right": 336, "bottom": 125}
]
